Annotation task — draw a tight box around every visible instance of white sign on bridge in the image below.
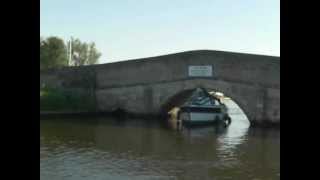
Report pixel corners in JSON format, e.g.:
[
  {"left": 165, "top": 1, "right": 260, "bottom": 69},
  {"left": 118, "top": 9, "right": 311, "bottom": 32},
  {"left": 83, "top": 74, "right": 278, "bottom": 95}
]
[{"left": 188, "top": 65, "right": 213, "bottom": 77}]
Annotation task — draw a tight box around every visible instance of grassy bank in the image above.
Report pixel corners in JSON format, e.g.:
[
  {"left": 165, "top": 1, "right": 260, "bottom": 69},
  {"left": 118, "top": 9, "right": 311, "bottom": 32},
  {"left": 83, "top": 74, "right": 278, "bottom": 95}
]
[{"left": 40, "top": 87, "right": 96, "bottom": 112}]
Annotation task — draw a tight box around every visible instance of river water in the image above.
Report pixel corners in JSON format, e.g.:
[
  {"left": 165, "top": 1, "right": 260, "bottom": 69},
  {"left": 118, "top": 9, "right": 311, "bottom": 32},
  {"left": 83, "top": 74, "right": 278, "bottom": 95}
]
[{"left": 40, "top": 100, "right": 280, "bottom": 180}]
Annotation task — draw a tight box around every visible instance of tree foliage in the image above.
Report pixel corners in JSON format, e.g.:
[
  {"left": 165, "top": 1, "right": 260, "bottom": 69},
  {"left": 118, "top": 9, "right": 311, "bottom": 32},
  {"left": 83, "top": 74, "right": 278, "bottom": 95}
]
[
  {"left": 68, "top": 38, "right": 101, "bottom": 66},
  {"left": 40, "top": 36, "right": 68, "bottom": 70},
  {"left": 40, "top": 36, "right": 101, "bottom": 70}
]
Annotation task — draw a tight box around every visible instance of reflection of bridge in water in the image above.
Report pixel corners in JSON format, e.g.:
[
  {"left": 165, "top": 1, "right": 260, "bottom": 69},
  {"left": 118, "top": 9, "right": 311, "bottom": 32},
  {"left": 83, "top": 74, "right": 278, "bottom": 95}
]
[
  {"left": 41, "top": 106, "right": 282, "bottom": 180},
  {"left": 178, "top": 99, "right": 250, "bottom": 165},
  {"left": 179, "top": 98, "right": 250, "bottom": 146}
]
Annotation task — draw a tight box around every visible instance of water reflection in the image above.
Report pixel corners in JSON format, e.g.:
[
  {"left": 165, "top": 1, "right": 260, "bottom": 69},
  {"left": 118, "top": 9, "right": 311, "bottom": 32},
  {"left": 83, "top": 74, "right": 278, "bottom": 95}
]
[
  {"left": 41, "top": 99, "right": 280, "bottom": 180},
  {"left": 171, "top": 98, "right": 250, "bottom": 152},
  {"left": 175, "top": 114, "right": 250, "bottom": 165},
  {"left": 168, "top": 97, "right": 251, "bottom": 168},
  {"left": 217, "top": 98, "right": 250, "bottom": 164},
  {"left": 217, "top": 119, "right": 249, "bottom": 148}
]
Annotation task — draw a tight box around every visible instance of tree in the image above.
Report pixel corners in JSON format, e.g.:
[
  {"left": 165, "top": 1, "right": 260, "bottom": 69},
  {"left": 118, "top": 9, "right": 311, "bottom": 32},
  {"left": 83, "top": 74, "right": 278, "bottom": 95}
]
[
  {"left": 40, "top": 36, "right": 68, "bottom": 70},
  {"left": 68, "top": 38, "right": 101, "bottom": 66},
  {"left": 87, "top": 42, "right": 101, "bottom": 65}
]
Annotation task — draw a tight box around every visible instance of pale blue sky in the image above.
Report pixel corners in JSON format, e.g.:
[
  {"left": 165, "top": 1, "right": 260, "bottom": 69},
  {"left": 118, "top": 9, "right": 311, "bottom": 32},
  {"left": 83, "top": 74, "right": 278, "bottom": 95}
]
[{"left": 41, "top": 0, "right": 279, "bottom": 63}]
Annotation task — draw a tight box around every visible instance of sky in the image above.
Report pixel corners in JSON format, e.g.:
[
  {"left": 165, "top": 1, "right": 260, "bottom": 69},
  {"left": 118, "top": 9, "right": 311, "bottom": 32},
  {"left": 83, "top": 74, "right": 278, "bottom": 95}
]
[{"left": 40, "top": 0, "right": 280, "bottom": 64}]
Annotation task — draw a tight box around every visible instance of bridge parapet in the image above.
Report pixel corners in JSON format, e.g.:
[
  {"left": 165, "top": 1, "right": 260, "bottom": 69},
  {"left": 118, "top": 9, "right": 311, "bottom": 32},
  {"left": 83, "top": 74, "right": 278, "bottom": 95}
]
[{"left": 94, "top": 50, "right": 279, "bottom": 89}]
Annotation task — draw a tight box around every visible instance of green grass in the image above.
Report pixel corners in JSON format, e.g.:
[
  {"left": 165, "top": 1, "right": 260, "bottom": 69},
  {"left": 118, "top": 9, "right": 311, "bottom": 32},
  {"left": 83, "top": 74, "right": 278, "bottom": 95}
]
[{"left": 40, "top": 87, "right": 96, "bottom": 111}]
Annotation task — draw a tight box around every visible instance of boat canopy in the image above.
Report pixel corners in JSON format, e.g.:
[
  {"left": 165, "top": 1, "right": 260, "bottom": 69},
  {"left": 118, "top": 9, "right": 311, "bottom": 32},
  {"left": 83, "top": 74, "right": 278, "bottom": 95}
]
[{"left": 183, "top": 88, "right": 221, "bottom": 107}]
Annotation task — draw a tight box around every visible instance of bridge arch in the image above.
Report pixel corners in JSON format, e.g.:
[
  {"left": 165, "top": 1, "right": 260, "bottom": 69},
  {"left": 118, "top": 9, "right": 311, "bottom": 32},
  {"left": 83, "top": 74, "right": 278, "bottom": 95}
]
[{"left": 157, "top": 79, "right": 260, "bottom": 122}]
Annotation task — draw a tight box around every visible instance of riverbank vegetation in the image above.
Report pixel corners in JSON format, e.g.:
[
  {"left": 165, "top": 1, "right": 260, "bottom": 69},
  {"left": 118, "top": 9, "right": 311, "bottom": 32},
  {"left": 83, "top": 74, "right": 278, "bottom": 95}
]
[
  {"left": 40, "top": 86, "right": 96, "bottom": 111},
  {"left": 40, "top": 36, "right": 100, "bottom": 111}
]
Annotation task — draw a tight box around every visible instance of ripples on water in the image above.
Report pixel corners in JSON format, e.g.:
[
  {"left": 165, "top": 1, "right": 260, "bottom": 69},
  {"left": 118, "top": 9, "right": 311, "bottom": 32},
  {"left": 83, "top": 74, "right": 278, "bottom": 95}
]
[{"left": 40, "top": 100, "right": 280, "bottom": 180}]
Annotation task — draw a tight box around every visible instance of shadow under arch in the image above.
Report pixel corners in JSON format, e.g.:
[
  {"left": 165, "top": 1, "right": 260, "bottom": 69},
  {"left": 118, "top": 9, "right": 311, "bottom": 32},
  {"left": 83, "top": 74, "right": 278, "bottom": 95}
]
[{"left": 160, "top": 85, "right": 251, "bottom": 123}]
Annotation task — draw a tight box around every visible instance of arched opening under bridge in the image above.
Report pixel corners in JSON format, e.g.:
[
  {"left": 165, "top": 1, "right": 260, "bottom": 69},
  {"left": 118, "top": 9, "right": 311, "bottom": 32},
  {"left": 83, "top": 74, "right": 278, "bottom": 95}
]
[{"left": 161, "top": 87, "right": 250, "bottom": 128}]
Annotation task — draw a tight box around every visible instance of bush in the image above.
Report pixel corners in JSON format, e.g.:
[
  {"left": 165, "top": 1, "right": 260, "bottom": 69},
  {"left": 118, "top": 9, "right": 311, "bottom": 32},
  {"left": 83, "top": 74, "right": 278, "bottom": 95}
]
[{"left": 40, "top": 87, "right": 95, "bottom": 111}]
